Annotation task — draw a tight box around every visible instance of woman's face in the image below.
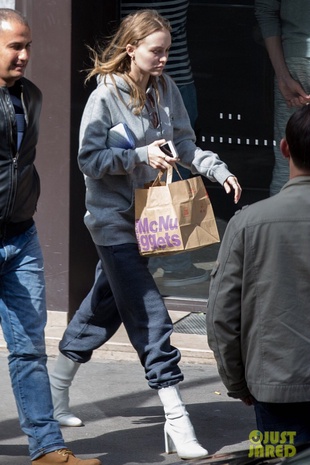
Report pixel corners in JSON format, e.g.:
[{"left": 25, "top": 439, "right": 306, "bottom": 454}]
[{"left": 127, "top": 29, "right": 171, "bottom": 85}]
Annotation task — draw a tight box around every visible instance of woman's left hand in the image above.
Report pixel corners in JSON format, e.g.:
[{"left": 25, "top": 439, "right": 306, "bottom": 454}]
[{"left": 223, "top": 176, "right": 242, "bottom": 204}]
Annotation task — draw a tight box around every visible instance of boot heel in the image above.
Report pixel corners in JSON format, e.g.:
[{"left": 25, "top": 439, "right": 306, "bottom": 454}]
[{"left": 164, "top": 422, "right": 176, "bottom": 454}]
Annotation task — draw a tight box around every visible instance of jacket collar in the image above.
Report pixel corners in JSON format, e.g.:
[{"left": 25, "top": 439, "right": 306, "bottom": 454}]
[{"left": 281, "top": 175, "right": 310, "bottom": 191}]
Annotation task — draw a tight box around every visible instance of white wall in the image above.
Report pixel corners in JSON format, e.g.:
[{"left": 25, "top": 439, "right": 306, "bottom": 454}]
[{"left": 0, "top": 0, "right": 15, "bottom": 7}]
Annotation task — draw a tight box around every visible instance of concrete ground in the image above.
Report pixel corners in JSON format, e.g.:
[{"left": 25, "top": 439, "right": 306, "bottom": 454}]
[{"left": 0, "top": 311, "right": 256, "bottom": 465}]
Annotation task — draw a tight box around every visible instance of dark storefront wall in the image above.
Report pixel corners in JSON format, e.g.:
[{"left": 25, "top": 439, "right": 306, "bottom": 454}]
[
  {"left": 14, "top": 0, "right": 274, "bottom": 317},
  {"left": 16, "top": 0, "right": 119, "bottom": 317},
  {"left": 188, "top": 0, "right": 274, "bottom": 218},
  {"left": 16, "top": 0, "right": 72, "bottom": 314},
  {"left": 153, "top": 1, "right": 274, "bottom": 306}
]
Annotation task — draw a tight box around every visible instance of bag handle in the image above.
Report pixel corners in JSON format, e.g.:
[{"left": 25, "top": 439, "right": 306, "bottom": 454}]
[{"left": 151, "top": 164, "right": 183, "bottom": 187}]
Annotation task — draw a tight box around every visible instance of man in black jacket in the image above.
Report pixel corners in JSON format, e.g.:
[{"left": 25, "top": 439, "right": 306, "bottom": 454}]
[{"left": 0, "top": 8, "right": 101, "bottom": 465}]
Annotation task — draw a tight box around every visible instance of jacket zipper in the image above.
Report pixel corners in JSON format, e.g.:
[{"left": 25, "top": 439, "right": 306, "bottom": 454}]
[
  {"left": 4, "top": 155, "right": 19, "bottom": 221},
  {"left": 2, "top": 87, "right": 20, "bottom": 222}
]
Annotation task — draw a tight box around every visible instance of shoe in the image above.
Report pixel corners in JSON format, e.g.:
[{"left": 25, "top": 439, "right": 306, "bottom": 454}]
[
  {"left": 32, "top": 449, "right": 101, "bottom": 464},
  {"left": 162, "top": 265, "right": 209, "bottom": 287},
  {"left": 158, "top": 385, "right": 209, "bottom": 460}
]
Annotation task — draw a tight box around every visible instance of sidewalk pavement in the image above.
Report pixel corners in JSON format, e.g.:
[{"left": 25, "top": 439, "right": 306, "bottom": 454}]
[{"left": 0, "top": 311, "right": 256, "bottom": 465}]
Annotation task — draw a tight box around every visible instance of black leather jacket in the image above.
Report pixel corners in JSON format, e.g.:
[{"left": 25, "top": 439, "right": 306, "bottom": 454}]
[{"left": 0, "top": 77, "right": 42, "bottom": 237}]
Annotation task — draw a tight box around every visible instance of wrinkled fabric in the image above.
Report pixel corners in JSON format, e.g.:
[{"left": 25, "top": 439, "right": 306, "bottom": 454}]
[{"left": 207, "top": 177, "right": 310, "bottom": 403}]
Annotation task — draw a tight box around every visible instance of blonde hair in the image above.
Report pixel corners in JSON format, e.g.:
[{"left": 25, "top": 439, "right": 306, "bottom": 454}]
[{"left": 86, "top": 9, "right": 171, "bottom": 113}]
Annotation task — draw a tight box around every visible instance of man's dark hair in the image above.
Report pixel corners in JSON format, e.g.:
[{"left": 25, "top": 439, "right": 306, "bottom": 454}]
[
  {"left": 0, "top": 8, "right": 28, "bottom": 29},
  {"left": 286, "top": 104, "right": 310, "bottom": 170}
]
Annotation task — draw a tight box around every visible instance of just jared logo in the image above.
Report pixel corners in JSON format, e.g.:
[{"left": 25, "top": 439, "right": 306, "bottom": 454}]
[{"left": 248, "top": 430, "right": 296, "bottom": 458}]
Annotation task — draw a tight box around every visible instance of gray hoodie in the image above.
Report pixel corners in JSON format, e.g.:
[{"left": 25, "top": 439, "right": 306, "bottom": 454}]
[{"left": 78, "top": 73, "right": 234, "bottom": 246}]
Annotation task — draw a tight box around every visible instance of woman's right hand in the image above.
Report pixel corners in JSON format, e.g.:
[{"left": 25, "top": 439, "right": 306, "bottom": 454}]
[{"left": 147, "top": 139, "right": 178, "bottom": 170}]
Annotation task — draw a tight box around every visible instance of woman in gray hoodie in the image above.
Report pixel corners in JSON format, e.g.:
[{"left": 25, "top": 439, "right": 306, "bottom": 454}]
[{"left": 50, "top": 9, "right": 241, "bottom": 460}]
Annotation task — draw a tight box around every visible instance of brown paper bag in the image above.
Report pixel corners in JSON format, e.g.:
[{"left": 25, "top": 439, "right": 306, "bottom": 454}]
[{"left": 135, "top": 167, "right": 220, "bottom": 257}]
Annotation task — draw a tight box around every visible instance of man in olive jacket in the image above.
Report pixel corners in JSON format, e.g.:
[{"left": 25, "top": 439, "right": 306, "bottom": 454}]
[{"left": 207, "top": 104, "right": 310, "bottom": 446}]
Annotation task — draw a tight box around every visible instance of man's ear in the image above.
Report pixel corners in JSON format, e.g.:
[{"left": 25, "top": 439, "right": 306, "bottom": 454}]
[{"left": 280, "top": 138, "right": 290, "bottom": 160}]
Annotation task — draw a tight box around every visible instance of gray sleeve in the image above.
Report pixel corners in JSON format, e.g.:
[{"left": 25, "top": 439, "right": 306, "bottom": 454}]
[
  {"left": 255, "top": 0, "right": 282, "bottom": 38},
  {"left": 206, "top": 217, "right": 251, "bottom": 399},
  {"left": 78, "top": 89, "right": 148, "bottom": 178}
]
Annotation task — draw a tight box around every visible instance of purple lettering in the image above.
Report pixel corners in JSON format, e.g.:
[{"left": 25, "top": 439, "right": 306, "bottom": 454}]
[
  {"left": 157, "top": 236, "right": 166, "bottom": 248},
  {"left": 149, "top": 220, "right": 158, "bottom": 233},
  {"left": 171, "top": 234, "right": 182, "bottom": 247},
  {"left": 158, "top": 215, "right": 179, "bottom": 232},
  {"left": 135, "top": 218, "right": 150, "bottom": 234}
]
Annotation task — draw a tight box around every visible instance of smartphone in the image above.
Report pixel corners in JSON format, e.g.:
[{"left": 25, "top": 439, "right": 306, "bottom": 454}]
[{"left": 159, "top": 140, "right": 179, "bottom": 159}]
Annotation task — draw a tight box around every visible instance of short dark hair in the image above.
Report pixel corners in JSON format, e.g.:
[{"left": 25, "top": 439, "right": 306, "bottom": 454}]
[
  {"left": 0, "top": 8, "right": 29, "bottom": 29},
  {"left": 285, "top": 105, "right": 310, "bottom": 170}
]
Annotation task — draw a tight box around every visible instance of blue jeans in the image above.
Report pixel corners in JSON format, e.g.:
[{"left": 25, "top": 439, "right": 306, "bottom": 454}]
[
  {"left": 0, "top": 225, "right": 65, "bottom": 460},
  {"left": 254, "top": 400, "right": 310, "bottom": 446},
  {"left": 60, "top": 244, "right": 183, "bottom": 389}
]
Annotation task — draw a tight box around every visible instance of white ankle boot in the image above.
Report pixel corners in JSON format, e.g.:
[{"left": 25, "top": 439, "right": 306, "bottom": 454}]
[
  {"left": 50, "top": 353, "right": 83, "bottom": 427},
  {"left": 158, "top": 385, "right": 208, "bottom": 460}
]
